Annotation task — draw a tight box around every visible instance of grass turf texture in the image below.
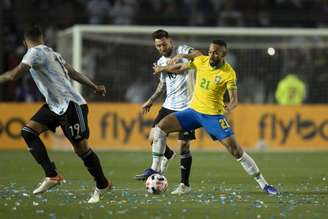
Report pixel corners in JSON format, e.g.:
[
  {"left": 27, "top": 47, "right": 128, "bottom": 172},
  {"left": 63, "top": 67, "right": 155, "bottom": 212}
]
[{"left": 1, "top": 151, "right": 328, "bottom": 219}]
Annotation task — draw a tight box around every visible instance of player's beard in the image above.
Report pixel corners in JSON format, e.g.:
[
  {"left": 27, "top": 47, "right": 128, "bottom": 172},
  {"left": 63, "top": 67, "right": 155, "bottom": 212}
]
[
  {"left": 163, "top": 47, "right": 173, "bottom": 57},
  {"left": 209, "top": 58, "right": 219, "bottom": 67}
]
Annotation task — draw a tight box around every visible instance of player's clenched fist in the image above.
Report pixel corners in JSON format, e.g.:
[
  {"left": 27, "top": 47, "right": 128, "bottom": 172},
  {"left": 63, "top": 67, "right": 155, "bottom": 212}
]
[{"left": 94, "top": 85, "right": 106, "bottom": 96}]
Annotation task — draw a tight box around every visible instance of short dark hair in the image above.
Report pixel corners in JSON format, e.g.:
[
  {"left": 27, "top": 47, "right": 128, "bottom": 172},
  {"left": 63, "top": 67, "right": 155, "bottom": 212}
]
[
  {"left": 212, "top": 39, "right": 227, "bottom": 48},
  {"left": 152, "top": 29, "right": 169, "bottom": 40},
  {"left": 24, "top": 25, "right": 43, "bottom": 40}
]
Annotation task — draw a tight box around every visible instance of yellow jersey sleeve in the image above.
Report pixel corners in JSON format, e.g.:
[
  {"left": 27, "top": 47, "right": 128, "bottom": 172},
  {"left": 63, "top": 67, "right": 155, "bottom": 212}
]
[
  {"left": 188, "top": 55, "right": 206, "bottom": 70},
  {"left": 226, "top": 69, "right": 237, "bottom": 90}
]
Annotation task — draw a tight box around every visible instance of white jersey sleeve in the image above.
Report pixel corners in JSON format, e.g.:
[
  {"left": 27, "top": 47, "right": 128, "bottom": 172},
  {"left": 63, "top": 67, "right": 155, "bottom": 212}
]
[
  {"left": 156, "top": 44, "right": 196, "bottom": 111},
  {"left": 177, "top": 44, "right": 193, "bottom": 55},
  {"left": 54, "top": 52, "right": 66, "bottom": 65},
  {"left": 22, "top": 48, "right": 44, "bottom": 67},
  {"left": 23, "top": 45, "right": 86, "bottom": 115}
]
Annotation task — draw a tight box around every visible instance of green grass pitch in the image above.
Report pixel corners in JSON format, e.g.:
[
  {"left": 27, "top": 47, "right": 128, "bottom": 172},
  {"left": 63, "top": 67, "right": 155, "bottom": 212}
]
[{"left": 1, "top": 150, "right": 328, "bottom": 218}]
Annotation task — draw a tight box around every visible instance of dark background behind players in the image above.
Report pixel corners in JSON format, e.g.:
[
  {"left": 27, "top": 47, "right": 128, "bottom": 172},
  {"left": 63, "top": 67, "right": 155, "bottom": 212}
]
[{"left": 1, "top": 0, "right": 327, "bottom": 103}]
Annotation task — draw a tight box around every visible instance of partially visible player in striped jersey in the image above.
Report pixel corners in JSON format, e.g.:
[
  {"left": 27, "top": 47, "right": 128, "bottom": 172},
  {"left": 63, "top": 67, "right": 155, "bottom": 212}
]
[
  {"left": 135, "top": 29, "right": 202, "bottom": 194},
  {"left": 0, "top": 26, "right": 110, "bottom": 203}
]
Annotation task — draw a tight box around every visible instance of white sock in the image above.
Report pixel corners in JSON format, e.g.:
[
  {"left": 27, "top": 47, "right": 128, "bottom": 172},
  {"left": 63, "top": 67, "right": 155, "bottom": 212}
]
[
  {"left": 254, "top": 174, "right": 268, "bottom": 189},
  {"left": 151, "top": 156, "right": 162, "bottom": 172},
  {"left": 237, "top": 152, "right": 268, "bottom": 189},
  {"left": 151, "top": 127, "right": 167, "bottom": 172}
]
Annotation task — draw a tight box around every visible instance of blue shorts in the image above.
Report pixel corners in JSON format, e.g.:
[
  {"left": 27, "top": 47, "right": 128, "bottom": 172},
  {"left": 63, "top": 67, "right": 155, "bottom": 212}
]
[{"left": 175, "top": 108, "right": 233, "bottom": 141}]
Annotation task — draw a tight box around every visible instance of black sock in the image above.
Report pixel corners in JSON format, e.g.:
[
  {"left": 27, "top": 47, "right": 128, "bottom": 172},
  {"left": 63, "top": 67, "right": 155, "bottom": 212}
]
[
  {"left": 80, "top": 149, "right": 108, "bottom": 189},
  {"left": 21, "top": 127, "right": 57, "bottom": 177},
  {"left": 164, "top": 145, "right": 174, "bottom": 159},
  {"left": 180, "top": 153, "right": 192, "bottom": 186}
]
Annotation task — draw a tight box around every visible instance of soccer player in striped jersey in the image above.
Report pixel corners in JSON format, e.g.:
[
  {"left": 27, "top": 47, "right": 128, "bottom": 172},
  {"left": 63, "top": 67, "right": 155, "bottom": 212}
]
[
  {"left": 144, "top": 39, "right": 278, "bottom": 195},
  {"left": 0, "top": 26, "right": 111, "bottom": 203},
  {"left": 135, "top": 29, "right": 202, "bottom": 194}
]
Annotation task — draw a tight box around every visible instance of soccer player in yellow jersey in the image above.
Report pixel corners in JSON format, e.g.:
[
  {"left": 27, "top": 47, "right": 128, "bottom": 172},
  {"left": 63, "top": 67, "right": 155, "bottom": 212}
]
[{"left": 143, "top": 39, "right": 278, "bottom": 195}]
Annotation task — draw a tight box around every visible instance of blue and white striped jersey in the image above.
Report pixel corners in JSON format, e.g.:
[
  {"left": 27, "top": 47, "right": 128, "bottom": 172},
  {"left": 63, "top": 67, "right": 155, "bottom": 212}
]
[
  {"left": 157, "top": 45, "right": 195, "bottom": 111},
  {"left": 22, "top": 45, "right": 86, "bottom": 115}
]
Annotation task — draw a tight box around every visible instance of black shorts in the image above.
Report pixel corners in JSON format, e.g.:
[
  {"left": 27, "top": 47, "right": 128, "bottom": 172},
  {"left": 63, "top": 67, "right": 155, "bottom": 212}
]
[
  {"left": 31, "top": 101, "right": 89, "bottom": 145},
  {"left": 152, "top": 107, "right": 196, "bottom": 141}
]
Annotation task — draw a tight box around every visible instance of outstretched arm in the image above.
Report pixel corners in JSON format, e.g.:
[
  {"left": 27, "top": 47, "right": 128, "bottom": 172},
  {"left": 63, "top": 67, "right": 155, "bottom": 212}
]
[
  {"left": 169, "top": 49, "right": 203, "bottom": 64},
  {"left": 142, "top": 80, "right": 166, "bottom": 114},
  {"left": 184, "top": 49, "right": 203, "bottom": 60},
  {"left": 0, "top": 63, "right": 30, "bottom": 83},
  {"left": 64, "top": 63, "right": 106, "bottom": 96},
  {"left": 224, "top": 89, "right": 238, "bottom": 115},
  {"left": 153, "top": 62, "right": 190, "bottom": 76}
]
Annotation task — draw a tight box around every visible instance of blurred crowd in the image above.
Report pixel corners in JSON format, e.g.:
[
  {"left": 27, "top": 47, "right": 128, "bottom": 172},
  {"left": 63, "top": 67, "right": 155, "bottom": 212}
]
[{"left": 1, "top": 0, "right": 328, "bottom": 102}]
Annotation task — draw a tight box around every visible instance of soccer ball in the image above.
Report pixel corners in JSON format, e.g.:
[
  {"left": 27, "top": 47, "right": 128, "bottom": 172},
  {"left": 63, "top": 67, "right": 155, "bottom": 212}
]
[{"left": 145, "top": 174, "right": 168, "bottom": 194}]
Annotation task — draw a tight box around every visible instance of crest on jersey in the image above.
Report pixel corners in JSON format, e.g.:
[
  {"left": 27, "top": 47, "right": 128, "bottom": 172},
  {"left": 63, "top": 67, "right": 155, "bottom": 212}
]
[{"left": 215, "top": 75, "right": 221, "bottom": 83}]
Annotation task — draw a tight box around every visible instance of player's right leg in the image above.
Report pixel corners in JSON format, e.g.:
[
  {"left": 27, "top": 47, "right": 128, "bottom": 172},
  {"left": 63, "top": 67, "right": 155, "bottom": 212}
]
[
  {"left": 138, "top": 109, "right": 202, "bottom": 180},
  {"left": 150, "top": 127, "right": 176, "bottom": 175},
  {"left": 152, "top": 113, "right": 183, "bottom": 172},
  {"left": 136, "top": 113, "right": 185, "bottom": 180},
  {"left": 134, "top": 128, "right": 160, "bottom": 180},
  {"left": 21, "top": 104, "right": 63, "bottom": 194},
  {"left": 154, "top": 108, "right": 177, "bottom": 170},
  {"left": 135, "top": 107, "right": 176, "bottom": 180}
]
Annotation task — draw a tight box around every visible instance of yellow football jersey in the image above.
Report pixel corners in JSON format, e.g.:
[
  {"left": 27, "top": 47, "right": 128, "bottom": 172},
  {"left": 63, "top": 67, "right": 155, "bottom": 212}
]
[{"left": 188, "top": 55, "right": 237, "bottom": 115}]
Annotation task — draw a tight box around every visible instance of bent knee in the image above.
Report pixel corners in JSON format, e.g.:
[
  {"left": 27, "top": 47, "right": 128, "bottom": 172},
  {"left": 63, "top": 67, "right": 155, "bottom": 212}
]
[
  {"left": 156, "top": 122, "right": 167, "bottom": 133},
  {"left": 21, "top": 126, "right": 39, "bottom": 140},
  {"left": 227, "top": 144, "right": 243, "bottom": 158},
  {"left": 73, "top": 140, "right": 90, "bottom": 156},
  {"left": 25, "top": 121, "right": 47, "bottom": 134},
  {"left": 157, "top": 114, "right": 181, "bottom": 134}
]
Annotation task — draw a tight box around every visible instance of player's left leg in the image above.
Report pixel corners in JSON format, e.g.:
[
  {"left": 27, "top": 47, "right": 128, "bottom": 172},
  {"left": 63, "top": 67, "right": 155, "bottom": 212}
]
[
  {"left": 160, "top": 129, "right": 195, "bottom": 175},
  {"left": 72, "top": 139, "right": 111, "bottom": 203},
  {"left": 179, "top": 140, "right": 192, "bottom": 187},
  {"left": 202, "top": 114, "right": 278, "bottom": 195},
  {"left": 220, "top": 136, "right": 278, "bottom": 195},
  {"left": 61, "top": 102, "right": 111, "bottom": 203},
  {"left": 171, "top": 139, "right": 192, "bottom": 195}
]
